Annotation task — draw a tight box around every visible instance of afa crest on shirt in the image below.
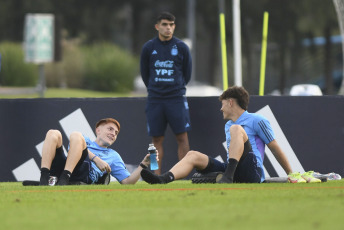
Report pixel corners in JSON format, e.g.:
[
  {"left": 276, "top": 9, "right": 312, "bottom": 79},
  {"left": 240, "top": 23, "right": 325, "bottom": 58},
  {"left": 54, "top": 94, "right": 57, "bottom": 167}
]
[{"left": 171, "top": 45, "right": 178, "bottom": 56}]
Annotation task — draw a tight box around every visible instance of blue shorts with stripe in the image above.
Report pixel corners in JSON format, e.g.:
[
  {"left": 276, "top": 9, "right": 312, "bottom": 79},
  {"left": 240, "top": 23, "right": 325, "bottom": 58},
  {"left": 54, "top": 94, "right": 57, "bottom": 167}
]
[{"left": 146, "top": 97, "right": 191, "bottom": 136}]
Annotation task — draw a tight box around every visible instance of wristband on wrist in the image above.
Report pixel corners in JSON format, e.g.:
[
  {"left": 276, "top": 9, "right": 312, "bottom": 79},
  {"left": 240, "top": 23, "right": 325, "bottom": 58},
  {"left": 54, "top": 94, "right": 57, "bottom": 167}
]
[
  {"left": 91, "top": 155, "right": 98, "bottom": 162},
  {"left": 140, "top": 163, "right": 148, "bottom": 169}
]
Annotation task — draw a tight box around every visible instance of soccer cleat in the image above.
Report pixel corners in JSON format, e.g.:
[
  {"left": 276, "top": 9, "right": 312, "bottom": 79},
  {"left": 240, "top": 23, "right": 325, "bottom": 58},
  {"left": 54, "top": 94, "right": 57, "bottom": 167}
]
[
  {"left": 301, "top": 171, "right": 321, "bottom": 183},
  {"left": 287, "top": 172, "right": 306, "bottom": 183},
  {"left": 56, "top": 170, "right": 71, "bottom": 186},
  {"left": 191, "top": 172, "right": 224, "bottom": 184},
  {"left": 56, "top": 178, "right": 69, "bottom": 186}
]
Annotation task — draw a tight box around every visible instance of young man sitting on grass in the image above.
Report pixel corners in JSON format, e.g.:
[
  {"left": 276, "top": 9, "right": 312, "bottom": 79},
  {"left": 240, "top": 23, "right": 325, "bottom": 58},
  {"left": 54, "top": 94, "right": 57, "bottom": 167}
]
[
  {"left": 141, "top": 86, "right": 320, "bottom": 184},
  {"left": 40, "top": 118, "right": 152, "bottom": 185}
]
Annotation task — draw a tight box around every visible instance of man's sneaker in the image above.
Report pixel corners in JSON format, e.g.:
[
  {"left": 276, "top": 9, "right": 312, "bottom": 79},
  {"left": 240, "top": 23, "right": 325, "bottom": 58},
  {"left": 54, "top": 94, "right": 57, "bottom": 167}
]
[
  {"left": 302, "top": 171, "right": 321, "bottom": 183},
  {"left": 288, "top": 172, "right": 306, "bottom": 183}
]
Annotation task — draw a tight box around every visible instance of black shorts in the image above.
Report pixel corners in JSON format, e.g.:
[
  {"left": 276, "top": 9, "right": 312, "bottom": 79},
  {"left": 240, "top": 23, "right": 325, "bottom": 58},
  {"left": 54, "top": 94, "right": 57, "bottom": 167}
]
[
  {"left": 50, "top": 147, "right": 92, "bottom": 184},
  {"left": 198, "top": 141, "right": 262, "bottom": 183}
]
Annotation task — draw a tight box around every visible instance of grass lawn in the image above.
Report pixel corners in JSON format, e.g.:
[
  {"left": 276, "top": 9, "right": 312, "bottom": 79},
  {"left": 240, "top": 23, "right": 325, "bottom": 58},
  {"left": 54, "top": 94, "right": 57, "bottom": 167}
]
[
  {"left": 1, "top": 88, "right": 344, "bottom": 229},
  {"left": 1, "top": 180, "right": 344, "bottom": 230},
  {"left": 0, "top": 87, "right": 145, "bottom": 99}
]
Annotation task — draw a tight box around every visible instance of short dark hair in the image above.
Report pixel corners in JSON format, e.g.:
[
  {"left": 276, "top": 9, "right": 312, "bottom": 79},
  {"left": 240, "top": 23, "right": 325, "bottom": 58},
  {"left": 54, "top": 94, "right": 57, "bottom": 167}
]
[
  {"left": 157, "top": 12, "right": 176, "bottom": 23},
  {"left": 219, "top": 86, "right": 249, "bottom": 110},
  {"left": 95, "top": 118, "right": 120, "bottom": 133}
]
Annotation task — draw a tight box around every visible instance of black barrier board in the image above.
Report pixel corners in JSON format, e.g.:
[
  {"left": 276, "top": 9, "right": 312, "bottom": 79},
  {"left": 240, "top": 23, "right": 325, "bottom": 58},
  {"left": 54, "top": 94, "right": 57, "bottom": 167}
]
[{"left": 0, "top": 96, "right": 343, "bottom": 182}]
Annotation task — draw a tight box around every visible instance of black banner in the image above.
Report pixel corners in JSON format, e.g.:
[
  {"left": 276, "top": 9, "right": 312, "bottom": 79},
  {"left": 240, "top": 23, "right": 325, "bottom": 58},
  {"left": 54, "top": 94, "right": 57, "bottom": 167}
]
[{"left": 0, "top": 96, "right": 343, "bottom": 182}]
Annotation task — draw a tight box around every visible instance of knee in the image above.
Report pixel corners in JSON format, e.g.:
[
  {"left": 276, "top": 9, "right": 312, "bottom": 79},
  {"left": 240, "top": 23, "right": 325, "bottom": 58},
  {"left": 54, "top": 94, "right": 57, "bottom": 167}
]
[
  {"left": 229, "top": 125, "right": 248, "bottom": 141},
  {"left": 69, "top": 132, "right": 84, "bottom": 144},
  {"left": 185, "top": 150, "right": 202, "bottom": 160},
  {"left": 45, "top": 129, "right": 62, "bottom": 143},
  {"left": 69, "top": 132, "right": 86, "bottom": 149},
  {"left": 229, "top": 124, "right": 244, "bottom": 134}
]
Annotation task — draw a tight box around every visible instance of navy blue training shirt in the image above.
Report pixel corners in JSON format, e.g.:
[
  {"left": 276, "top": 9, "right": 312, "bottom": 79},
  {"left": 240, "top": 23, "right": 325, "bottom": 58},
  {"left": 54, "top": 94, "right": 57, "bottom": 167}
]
[{"left": 140, "top": 37, "right": 192, "bottom": 99}]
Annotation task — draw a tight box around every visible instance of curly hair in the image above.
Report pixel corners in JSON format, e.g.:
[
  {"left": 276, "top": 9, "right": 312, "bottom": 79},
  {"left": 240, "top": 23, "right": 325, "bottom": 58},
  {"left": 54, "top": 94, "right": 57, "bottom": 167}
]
[{"left": 219, "top": 86, "right": 249, "bottom": 110}]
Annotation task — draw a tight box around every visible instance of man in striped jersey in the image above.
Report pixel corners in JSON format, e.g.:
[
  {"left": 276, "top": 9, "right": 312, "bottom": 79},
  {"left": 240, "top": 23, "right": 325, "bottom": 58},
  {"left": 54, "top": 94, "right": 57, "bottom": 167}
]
[{"left": 141, "top": 86, "right": 294, "bottom": 184}]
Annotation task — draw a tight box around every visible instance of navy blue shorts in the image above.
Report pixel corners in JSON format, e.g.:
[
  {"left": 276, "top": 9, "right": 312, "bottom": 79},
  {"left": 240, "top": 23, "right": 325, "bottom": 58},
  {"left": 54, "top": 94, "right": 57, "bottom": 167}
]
[
  {"left": 199, "top": 142, "right": 262, "bottom": 183},
  {"left": 146, "top": 97, "right": 191, "bottom": 136},
  {"left": 50, "top": 147, "right": 92, "bottom": 184}
]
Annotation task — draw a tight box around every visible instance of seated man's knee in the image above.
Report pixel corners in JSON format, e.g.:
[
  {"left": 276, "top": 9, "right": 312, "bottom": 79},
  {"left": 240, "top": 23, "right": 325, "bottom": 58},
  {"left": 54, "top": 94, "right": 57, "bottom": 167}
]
[
  {"left": 69, "top": 132, "right": 86, "bottom": 150},
  {"left": 46, "top": 129, "right": 62, "bottom": 143},
  {"left": 69, "top": 132, "right": 84, "bottom": 143},
  {"left": 229, "top": 124, "right": 244, "bottom": 134},
  {"left": 185, "top": 150, "right": 202, "bottom": 160},
  {"left": 229, "top": 125, "right": 248, "bottom": 140},
  {"left": 185, "top": 150, "right": 208, "bottom": 167}
]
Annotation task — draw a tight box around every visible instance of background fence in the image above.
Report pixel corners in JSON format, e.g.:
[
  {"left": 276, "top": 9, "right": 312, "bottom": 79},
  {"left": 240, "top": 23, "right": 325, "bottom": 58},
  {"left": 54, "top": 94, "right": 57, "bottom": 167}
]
[{"left": 0, "top": 96, "right": 343, "bottom": 182}]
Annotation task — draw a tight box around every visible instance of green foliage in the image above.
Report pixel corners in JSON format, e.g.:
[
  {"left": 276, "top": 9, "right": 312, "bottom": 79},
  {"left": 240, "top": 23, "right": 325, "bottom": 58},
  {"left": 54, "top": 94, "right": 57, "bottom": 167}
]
[
  {"left": 0, "top": 1, "right": 341, "bottom": 94},
  {"left": 0, "top": 42, "right": 37, "bottom": 86},
  {"left": 45, "top": 41, "right": 139, "bottom": 93},
  {"left": 45, "top": 40, "right": 84, "bottom": 88},
  {"left": 82, "top": 43, "right": 138, "bottom": 92},
  {"left": 0, "top": 87, "right": 133, "bottom": 99}
]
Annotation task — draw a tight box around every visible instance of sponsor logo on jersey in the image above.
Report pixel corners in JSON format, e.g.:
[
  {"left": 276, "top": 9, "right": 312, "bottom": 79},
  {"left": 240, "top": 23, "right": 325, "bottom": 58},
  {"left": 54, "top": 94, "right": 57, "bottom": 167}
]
[
  {"left": 154, "top": 60, "right": 174, "bottom": 77},
  {"left": 154, "top": 60, "right": 174, "bottom": 68}
]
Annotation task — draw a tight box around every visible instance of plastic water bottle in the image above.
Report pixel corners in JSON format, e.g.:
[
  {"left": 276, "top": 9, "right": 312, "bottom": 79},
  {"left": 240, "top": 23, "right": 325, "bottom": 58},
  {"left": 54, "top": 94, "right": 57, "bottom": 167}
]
[{"left": 148, "top": 144, "right": 159, "bottom": 170}]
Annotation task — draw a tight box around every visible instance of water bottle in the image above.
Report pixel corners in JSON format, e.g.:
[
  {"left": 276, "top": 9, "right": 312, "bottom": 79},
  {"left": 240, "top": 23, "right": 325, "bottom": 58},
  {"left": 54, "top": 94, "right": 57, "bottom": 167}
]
[{"left": 148, "top": 143, "right": 159, "bottom": 170}]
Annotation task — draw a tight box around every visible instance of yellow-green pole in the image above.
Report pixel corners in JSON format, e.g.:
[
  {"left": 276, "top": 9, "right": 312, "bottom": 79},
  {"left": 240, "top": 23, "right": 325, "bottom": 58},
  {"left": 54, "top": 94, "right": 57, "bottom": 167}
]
[
  {"left": 220, "top": 13, "right": 228, "bottom": 90},
  {"left": 259, "top": 12, "right": 269, "bottom": 96}
]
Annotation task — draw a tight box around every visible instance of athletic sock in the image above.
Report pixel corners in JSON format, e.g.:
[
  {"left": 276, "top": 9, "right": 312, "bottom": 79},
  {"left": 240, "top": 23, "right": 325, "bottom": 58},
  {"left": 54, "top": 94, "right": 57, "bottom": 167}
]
[
  {"left": 39, "top": 167, "right": 50, "bottom": 185},
  {"left": 57, "top": 170, "right": 72, "bottom": 185},
  {"left": 218, "top": 158, "right": 239, "bottom": 183},
  {"left": 141, "top": 169, "right": 164, "bottom": 184},
  {"left": 160, "top": 171, "right": 175, "bottom": 184}
]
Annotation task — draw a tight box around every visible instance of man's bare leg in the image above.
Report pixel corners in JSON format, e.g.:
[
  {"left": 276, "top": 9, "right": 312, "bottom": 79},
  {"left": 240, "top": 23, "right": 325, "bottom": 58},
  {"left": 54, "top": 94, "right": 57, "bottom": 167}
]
[
  {"left": 218, "top": 125, "right": 248, "bottom": 183},
  {"left": 141, "top": 150, "right": 209, "bottom": 184},
  {"left": 57, "top": 132, "right": 86, "bottom": 185},
  {"left": 175, "top": 132, "right": 190, "bottom": 160},
  {"left": 64, "top": 132, "right": 86, "bottom": 173},
  {"left": 170, "top": 150, "right": 208, "bottom": 179},
  {"left": 152, "top": 136, "right": 164, "bottom": 175},
  {"left": 40, "top": 130, "right": 63, "bottom": 185}
]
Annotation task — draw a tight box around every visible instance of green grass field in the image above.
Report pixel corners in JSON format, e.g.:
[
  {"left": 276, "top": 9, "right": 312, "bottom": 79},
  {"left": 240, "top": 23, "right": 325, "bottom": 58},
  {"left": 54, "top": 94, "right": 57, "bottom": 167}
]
[
  {"left": 0, "top": 87, "right": 139, "bottom": 99},
  {"left": 1, "top": 180, "right": 344, "bottom": 230}
]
